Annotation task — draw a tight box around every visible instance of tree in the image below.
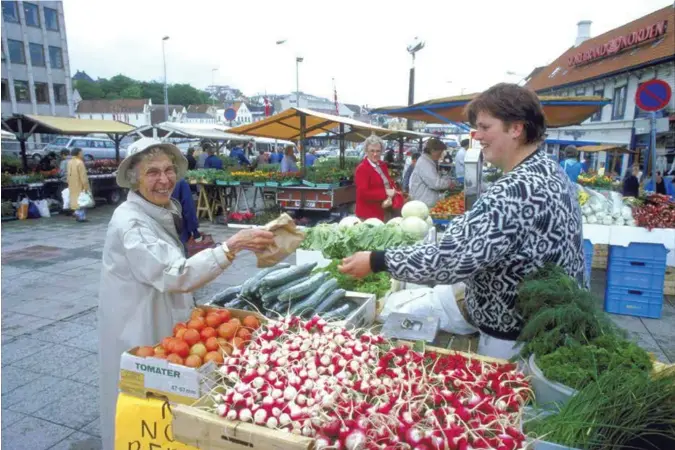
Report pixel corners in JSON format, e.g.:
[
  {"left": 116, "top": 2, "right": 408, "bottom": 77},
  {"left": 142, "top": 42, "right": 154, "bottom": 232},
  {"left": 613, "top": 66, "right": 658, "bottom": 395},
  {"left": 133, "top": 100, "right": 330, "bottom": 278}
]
[
  {"left": 120, "top": 85, "right": 142, "bottom": 98},
  {"left": 74, "top": 79, "right": 104, "bottom": 100},
  {"left": 140, "top": 81, "right": 164, "bottom": 104}
]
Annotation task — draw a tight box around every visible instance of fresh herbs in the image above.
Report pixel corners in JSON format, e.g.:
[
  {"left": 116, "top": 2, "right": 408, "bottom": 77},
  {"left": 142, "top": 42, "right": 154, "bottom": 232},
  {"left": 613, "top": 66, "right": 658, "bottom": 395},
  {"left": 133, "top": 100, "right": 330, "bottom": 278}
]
[
  {"left": 526, "top": 368, "right": 675, "bottom": 449},
  {"left": 301, "top": 223, "right": 418, "bottom": 260},
  {"left": 314, "top": 260, "right": 391, "bottom": 298}
]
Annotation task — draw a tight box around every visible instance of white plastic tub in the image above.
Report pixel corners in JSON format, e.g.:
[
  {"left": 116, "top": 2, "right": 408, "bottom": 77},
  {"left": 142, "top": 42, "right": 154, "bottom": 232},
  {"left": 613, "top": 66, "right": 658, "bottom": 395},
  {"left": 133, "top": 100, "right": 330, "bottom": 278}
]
[{"left": 528, "top": 354, "right": 578, "bottom": 408}]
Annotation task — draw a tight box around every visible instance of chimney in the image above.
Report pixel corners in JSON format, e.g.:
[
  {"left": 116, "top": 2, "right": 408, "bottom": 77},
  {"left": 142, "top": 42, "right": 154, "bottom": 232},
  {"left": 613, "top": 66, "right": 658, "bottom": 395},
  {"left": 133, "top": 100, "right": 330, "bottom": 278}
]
[{"left": 575, "top": 20, "right": 592, "bottom": 47}]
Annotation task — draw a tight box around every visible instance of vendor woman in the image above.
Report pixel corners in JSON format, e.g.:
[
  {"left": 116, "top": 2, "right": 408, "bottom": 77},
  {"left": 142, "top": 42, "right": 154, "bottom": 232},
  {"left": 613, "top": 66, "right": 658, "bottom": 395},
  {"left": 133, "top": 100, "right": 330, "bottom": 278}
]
[{"left": 340, "top": 83, "right": 585, "bottom": 360}]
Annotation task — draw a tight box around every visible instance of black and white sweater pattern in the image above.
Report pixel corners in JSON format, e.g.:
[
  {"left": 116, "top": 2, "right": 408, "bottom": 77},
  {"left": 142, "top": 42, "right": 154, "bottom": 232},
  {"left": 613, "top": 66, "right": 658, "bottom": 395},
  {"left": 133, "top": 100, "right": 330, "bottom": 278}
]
[{"left": 380, "top": 151, "right": 585, "bottom": 340}]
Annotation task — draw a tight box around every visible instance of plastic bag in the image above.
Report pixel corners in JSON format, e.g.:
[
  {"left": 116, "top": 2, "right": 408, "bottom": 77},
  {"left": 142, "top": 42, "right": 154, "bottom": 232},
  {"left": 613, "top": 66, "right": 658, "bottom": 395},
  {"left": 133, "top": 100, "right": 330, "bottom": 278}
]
[
  {"left": 77, "top": 191, "right": 95, "bottom": 208},
  {"left": 378, "top": 285, "right": 478, "bottom": 335},
  {"left": 27, "top": 201, "right": 40, "bottom": 219},
  {"left": 608, "top": 191, "right": 623, "bottom": 218},
  {"left": 35, "top": 199, "right": 50, "bottom": 218},
  {"left": 256, "top": 213, "right": 305, "bottom": 268},
  {"left": 16, "top": 198, "right": 29, "bottom": 220},
  {"left": 61, "top": 188, "right": 69, "bottom": 210}
]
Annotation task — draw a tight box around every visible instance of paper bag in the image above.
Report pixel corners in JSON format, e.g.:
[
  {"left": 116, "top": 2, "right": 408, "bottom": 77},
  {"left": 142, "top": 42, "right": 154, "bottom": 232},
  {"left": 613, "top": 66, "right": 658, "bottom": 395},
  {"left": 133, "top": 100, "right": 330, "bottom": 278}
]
[{"left": 256, "top": 213, "right": 305, "bottom": 268}]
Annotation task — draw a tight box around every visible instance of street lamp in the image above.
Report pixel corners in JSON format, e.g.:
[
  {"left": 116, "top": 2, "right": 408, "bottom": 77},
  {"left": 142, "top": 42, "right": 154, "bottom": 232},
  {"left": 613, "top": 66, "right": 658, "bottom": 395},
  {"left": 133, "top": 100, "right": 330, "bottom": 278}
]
[
  {"left": 162, "top": 36, "right": 170, "bottom": 121},
  {"left": 296, "top": 56, "right": 303, "bottom": 108},
  {"left": 406, "top": 37, "right": 425, "bottom": 130},
  {"left": 211, "top": 68, "right": 218, "bottom": 106}
]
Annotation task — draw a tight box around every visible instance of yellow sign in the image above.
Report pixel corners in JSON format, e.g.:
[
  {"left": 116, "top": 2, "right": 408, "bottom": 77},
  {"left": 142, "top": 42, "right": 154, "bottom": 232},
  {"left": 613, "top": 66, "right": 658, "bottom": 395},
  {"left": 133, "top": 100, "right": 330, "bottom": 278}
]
[{"left": 115, "top": 393, "right": 199, "bottom": 450}]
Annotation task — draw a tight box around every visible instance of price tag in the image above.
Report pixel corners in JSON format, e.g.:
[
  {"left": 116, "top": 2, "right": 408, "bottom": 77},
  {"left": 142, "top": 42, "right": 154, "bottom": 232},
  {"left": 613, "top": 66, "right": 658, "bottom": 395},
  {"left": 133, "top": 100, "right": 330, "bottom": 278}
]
[
  {"left": 294, "top": 201, "right": 301, "bottom": 207},
  {"left": 306, "top": 201, "right": 316, "bottom": 208}
]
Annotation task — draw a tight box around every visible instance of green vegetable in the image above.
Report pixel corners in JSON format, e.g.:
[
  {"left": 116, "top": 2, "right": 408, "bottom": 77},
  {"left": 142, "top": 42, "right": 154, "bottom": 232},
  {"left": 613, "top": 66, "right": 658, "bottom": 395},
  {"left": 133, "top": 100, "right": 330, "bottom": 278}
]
[
  {"left": 290, "top": 278, "right": 339, "bottom": 316},
  {"left": 260, "top": 263, "right": 317, "bottom": 289},
  {"left": 260, "top": 276, "right": 311, "bottom": 305},
  {"left": 301, "top": 223, "right": 418, "bottom": 260},
  {"left": 242, "top": 264, "right": 291, "bottom": 298},
  {"left": 314, "top": 288, "right": 347, "bottom": 314},
  {"left": 321, "top": 302, "right": 355, "bottom": 321},
  {"left": 209, "top": 285, "right": 243, "bottom": 306},
  {"left": 278, "top": 272, "right": 329, "bottom": 303},
  {"left": 314, "top": 260, "right": 391, "bottom": 299},
  {"left": 526, "top": 368, "right": 675, "bottom": 449}
]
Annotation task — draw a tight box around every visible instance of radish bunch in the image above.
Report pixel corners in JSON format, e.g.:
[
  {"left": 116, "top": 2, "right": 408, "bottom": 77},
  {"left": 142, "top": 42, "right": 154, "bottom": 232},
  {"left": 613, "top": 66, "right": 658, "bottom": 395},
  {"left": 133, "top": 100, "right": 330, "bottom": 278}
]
[{"left": 211, "top": 315, "right": 530, "bottom": 450}]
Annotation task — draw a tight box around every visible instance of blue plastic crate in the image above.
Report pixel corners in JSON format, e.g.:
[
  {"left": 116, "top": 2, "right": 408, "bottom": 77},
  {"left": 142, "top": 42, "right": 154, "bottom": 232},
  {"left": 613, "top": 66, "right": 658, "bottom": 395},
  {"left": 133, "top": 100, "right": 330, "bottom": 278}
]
[
  {"left": 583, "top": 240, "right": 593, "bottom": 281},
  {"left": 609, "top": 242, "right": 668, "bottom": 264},
  {"left": 604, "top": 286, "right": 663, "bottom": 319},
  {"left": 607, "top": 260, "right": 667, "bottom": 291}
]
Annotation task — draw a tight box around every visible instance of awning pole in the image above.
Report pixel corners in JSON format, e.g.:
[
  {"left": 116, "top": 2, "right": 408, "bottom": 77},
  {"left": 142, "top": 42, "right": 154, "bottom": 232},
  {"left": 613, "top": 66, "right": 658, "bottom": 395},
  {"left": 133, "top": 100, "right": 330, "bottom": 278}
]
[
  {"left": 339, "top": 123, "right": 345, "bottom": 170},
  {"left": 300, "top": 113, "right": 307, "bottom": 177},
  {"left": 17, "top": 118, "right": 29, "bottom": 172}
]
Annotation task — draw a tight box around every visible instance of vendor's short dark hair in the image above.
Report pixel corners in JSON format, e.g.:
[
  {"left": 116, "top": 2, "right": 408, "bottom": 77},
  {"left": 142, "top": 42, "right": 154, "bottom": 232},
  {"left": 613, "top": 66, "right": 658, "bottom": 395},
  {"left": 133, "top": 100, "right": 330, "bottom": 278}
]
[
  {"left": 460, "top": 139, "right": 470, "bottom": 148},
  {"left": 71, "top": 148, "right": 82, "bottom": 157},
  {"left": 411, "top": 152, "right": 421, "bottom": 161},
  {"left": 465, "top": 83, "right": 546, "bottom": 145},
  {"left": 565, "top": 145, "right": 578, "bottom": 158},
  {"left": 60, "top": 149, "right": 69, "bottom": 156}
]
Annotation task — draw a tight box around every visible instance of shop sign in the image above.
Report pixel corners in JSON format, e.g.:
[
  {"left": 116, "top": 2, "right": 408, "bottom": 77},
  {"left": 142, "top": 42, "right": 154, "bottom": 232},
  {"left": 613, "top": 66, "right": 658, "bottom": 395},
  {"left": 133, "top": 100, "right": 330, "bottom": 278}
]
[{"left": 568, "top": 20, "right": 668, "bottom": 67}]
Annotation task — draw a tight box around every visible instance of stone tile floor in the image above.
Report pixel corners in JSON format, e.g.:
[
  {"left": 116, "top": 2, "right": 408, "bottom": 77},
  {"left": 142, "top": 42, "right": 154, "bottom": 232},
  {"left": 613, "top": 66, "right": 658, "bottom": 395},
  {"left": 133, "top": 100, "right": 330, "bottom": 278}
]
[{"left": 1, "top": 204, "right": 673, "bottom": 449}]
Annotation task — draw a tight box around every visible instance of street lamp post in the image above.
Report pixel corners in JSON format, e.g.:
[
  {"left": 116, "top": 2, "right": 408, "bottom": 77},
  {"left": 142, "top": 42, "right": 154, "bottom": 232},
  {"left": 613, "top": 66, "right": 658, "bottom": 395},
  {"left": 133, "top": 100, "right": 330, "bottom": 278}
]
[
  {"left": 211, "top": 68, "right": 218, "bottom": 106},
  {"left": 162, "top": 36, "right": 170, "bottom": 121},
  {"left": 406, "top": 37, "right": 425, "bottom": 130},
  {"left": 296, "top": 57, "right": 303, "bottom": 108}
]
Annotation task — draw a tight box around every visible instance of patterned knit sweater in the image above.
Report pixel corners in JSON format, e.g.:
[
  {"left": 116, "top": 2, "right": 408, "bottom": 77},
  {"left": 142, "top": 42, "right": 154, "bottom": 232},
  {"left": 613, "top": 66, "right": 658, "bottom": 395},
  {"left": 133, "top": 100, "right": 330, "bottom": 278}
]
[{"left": 372, "top": 150, "right": 585, "bottom": 340}]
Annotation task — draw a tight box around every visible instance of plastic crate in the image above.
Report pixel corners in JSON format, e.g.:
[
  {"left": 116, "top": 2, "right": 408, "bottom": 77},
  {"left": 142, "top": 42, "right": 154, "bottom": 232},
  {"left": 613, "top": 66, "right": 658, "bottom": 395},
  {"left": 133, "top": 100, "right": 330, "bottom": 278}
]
[
  {"left": 609, "top": 242, "right": 668, "bottom": 264},
  {"left": 583, "top": 240, "right": 593, "bottom": 281},
  {"left": 604, "top": 286, "right": 663, "bottom": 319},
  {"left": 607, "top": 260, "right": 667, "bottom": 291}
]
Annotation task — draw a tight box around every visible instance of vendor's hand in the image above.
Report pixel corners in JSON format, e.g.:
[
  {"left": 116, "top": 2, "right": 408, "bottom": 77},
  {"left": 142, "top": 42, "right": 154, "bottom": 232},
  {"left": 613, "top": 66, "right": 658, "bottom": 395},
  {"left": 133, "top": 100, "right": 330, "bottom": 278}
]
[
  {"left": 338, "top": 252, "right": 373, "bottom": 279},
  {"left": 385, "top": 189, "right": 396, "bottom": 197},
  {"left": 226, "top": 229, "right": 275, "bottom": 253}
]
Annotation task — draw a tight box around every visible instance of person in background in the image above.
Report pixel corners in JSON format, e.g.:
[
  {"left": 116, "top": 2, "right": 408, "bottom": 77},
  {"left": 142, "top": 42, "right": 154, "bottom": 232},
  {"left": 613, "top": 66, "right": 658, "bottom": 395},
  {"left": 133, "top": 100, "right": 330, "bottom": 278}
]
[
  {"left": 67, "top": 147, "right": 90, "bottom": 222},
  {"left": 196, "top": 146, "right": 208, "bottom": 168},
  {"left": 622, "top": 165, "right": 640, "bottom": 198},
  {"left": 455, "top": 139, "right": 468, "bottom": 183},
  {"left": 354, "top": 134, "right": 397, "bottom": 221},
  {"left": 229, "top": 143, "right": 251, "bottom": 166},
  {"left": 280, "top": 145, "right": 299, "bottom": 173},
  {"left": 269, "top": 147, "right": 284, "bottom": 164},
  {"left": 38, "top": 151, "right": 59, "bottom": 172},
  {"left": 305, "top": 148, "right": 317, "bottom": 167},
  {"left": 409, "top": 138, "right": 455, "bottom": 207},
  {"left": 582, "top": 155, "right": 592, "bottom": 173},
  {"left": 204, "top": 147, "right": 223, "bottom": 169},
  {"left": 97, "top": 138, "right": 275, "bottom": 450},
  {"left": 257, "top": 149, "right": 270, "bottom": 166},
  {"left": 59, "top": 149, "right": 71, "bottom": 177},
  {"left": 655, "top": 171, "right": 667, "bottom": 195},
  {"left": 186, "top": 148, "right": 197, "bottom": 170},
  {"left": 560, "top": 145, "right": 583, "bottom": 183},
  {"left": 172, "top": 177, "right": 201, "bottom": 250},
  {"left": 384, "top": 147, "right": 395, "bottom": 165},
  {"left": 402, "top": 152, "right": 420, "bottom": 193}
]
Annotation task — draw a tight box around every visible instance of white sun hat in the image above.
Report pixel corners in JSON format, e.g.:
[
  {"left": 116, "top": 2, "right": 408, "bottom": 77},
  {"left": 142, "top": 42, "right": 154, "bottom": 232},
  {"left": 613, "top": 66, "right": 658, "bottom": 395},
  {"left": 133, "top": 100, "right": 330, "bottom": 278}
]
[{"left": 116, "top": 138, "right": 188, "bottom": 189}]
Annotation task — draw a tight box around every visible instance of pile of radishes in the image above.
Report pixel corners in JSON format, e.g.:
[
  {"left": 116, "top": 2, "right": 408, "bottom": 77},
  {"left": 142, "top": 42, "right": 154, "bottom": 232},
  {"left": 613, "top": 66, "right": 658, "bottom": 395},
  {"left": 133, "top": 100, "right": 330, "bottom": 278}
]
[{"left": 212, "top": 316, "right": 529, "bottom": 450}]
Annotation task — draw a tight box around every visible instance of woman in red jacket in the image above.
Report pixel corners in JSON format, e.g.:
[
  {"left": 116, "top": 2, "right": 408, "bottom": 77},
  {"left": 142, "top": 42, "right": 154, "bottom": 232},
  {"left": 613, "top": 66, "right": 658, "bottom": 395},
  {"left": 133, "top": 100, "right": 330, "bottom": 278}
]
[{"left": 355, "top": 134, "right": 398, "bottom": 221}]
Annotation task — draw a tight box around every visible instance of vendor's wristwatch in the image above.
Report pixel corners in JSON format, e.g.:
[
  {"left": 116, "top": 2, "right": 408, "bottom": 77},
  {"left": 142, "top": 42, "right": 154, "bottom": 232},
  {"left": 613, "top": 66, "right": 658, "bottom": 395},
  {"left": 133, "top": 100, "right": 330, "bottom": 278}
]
[{"left": 221, "top": 242, "right": 236, "bottom": 262}]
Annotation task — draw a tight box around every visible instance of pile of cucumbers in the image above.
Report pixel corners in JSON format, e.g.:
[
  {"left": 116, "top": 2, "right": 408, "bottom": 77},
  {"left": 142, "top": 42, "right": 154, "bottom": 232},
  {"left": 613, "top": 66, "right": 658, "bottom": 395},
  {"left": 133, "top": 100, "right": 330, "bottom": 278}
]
[{"left": 208, "top": 263, "right": 360, "bottom": 321}]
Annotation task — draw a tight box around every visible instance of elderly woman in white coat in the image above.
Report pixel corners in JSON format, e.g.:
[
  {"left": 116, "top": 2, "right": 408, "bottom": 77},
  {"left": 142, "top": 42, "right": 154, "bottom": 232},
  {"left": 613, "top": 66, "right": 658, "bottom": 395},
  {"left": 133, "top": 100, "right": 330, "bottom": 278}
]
[
  {"left": 98, "top": 138, "right": 274, "bottom": 450},
  {"left": 409, "top": 138, "right": 455, "bottom": 208}
]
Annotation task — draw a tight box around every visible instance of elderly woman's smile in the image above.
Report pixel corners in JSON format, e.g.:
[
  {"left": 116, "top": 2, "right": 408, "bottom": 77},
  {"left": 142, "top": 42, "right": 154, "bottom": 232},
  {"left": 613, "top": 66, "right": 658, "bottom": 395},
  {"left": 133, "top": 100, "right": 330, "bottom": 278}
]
[{"left": 135, "top": 154, "right": 177, "bottom": 206}]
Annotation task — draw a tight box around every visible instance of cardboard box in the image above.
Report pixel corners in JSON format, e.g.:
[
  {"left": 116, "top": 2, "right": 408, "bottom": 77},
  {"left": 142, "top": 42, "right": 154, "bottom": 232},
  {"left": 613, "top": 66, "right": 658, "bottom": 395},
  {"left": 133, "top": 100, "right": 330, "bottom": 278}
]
[
  {"left": 118, "top": 308, "right": 265, "bottom": 405},
  {"left": 331, "top": 291, "right": 376, "bottom": 329}
]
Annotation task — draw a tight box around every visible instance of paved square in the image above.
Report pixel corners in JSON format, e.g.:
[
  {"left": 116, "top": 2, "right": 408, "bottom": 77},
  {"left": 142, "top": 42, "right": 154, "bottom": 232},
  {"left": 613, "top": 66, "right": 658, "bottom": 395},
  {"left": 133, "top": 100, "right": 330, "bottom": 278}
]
[{"left": 1, "top": 204, "right": 673, "bottom": 449}]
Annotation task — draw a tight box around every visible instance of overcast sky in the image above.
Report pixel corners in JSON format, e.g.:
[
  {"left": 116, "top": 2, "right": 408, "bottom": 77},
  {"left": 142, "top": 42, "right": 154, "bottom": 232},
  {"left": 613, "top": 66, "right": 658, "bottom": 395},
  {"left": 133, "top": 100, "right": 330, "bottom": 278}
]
[{"left": 62, "top": 0, "right": 670, "bottom": 107}]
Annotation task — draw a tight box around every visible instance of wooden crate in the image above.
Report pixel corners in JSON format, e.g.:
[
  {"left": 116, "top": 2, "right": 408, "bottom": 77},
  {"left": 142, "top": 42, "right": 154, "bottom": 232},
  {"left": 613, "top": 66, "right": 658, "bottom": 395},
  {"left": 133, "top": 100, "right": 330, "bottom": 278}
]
[
  {"left": 171, "top": 345, "right": 510, "bottom": 449},
  {"left": 591, "top": 244, "right": 608, "bottom": 269}
]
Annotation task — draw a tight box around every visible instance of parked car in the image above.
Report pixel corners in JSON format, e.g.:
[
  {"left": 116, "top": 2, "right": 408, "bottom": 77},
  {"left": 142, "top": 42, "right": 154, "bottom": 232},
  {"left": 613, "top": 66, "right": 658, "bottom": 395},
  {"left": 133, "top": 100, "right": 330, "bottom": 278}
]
[{"left": 43, "top": 136, "right": 126, "bottom": 160}]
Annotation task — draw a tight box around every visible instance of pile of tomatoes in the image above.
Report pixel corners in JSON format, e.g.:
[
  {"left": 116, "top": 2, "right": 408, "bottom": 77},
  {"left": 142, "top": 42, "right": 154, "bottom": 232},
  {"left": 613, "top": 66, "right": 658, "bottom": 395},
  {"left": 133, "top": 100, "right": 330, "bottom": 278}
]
[
  {"left": 430, "top": 192, "right": 465, "bottom": 218},
  {"left": 134, "top": 307, "right": 261, "bottom": 368}
]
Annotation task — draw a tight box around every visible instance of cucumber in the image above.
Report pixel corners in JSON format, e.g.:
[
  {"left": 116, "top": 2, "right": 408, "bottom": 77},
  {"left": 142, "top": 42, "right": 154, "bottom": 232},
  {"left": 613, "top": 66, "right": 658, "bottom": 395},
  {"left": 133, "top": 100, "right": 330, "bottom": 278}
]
[
  {"left": 209, "top": 285, "right": 242, "bottom": 306},
  {"left": 222, "top": 297, "right": 246, "bottom": 309},
  {"left": 260, "top": 263, "right": 318, "bottom": 289},
  {"left": 314, "top": 289, "right": 347, "bottom": 314},
  {"left": 278, "top": 272, "right": 329, "bottom": 303},
  {"left": 261, "top": 276, "right": 311, "bottom": 305},
  {"left": 241, "top": 264, "right": 291, "bottom": 298},
  {"left": 290, "top": 279, "right": 339, "bottom": 316},
  {"left": 320, "top": 302, "right": 355, "bottom": 321}
]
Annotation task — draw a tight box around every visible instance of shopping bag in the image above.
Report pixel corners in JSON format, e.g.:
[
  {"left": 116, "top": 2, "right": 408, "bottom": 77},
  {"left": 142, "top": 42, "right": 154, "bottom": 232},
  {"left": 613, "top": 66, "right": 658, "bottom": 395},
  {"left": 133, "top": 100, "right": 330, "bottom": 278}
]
[
  {"left": 27, "top": 201, "right": 41, "bottom": 219},
  {"left": 61, "top": 188, "right": 69, "bottom": 210},
  {"left": 256, "top": 213, "right": 305, "bottom": 268},
  {"left": 77, "top": 191, "right": 95, "bottom": 208},
  {"left": 185, "top": 234, "right": 216, "bottom": 258},
  {"left": 35, "top": 199, "right": 51, "bottom": 218},
  {"left": 16, "top": 198, "right": 29, "bottom": 220}
]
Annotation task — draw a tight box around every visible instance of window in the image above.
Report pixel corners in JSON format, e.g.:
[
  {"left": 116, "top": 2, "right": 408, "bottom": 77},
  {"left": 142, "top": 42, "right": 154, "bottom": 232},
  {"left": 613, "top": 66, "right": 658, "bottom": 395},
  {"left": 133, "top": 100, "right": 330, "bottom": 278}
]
[
  {"left": 8, "top": 39, "right": 25, "bottom": 64},
  {"left": 23, "top": 2, "right": 39, "bottom": 27},
  {"left": 14, "top": 80, "right": 30, "bottom": 102},
  {"left": 44, "top": 7, "right": 59, "bottom": 31},
  {"left": 1, "top": 79, "right": 9, "bottom": 101},
  {"left": 72, "top": 139, "right": 89, "bottom": 147},
  {"left": 29, "top": 43, "right": 44, "bottom": 66},
  {"left": 53, "top": 83, "right": 67, "bottom": 103},
  {"left": 34, "top": 82, "right": 49, "bottom": 103},
  {"left": 2, "top": 1, "right": 18, "bottom": 23},
  {"left": 49, "top": 46, "right": 63, "bottom": 69},
  {"left": 612, "top": 85, "right": 627, "bottom": 120},
  {"left": 104, "top": 141, "right": 115, "bottom": 149},
  {"left": 591, "top": 87, "right": 604, "bottom": 122},
  {"left": 575, "top": 87, "right": 586, "bottom": 96}
]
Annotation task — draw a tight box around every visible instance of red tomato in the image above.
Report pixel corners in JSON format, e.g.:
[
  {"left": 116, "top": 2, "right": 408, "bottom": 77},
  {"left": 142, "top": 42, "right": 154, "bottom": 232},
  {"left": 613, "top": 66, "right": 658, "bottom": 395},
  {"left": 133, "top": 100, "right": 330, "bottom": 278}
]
[
  {"left": 183, "top": 329, "right": 201, "bottom": 346},
  {"left": 204, "top": 351, "right": 224, "bottom": 365},
  {"left": 205, "top": 313, "right": 223, "bottom": 328},
  {"left": 186, "top": 318, "right": 205, "bottom": 331},
  {"left": 201, "top": 327, "right": 218, "bottom": 341},
  {"left": 205, "top": 336, "right": 219, "bottom": 352},
  {"left": 172, "top": 340, "right": 190, "bottom": 358}
]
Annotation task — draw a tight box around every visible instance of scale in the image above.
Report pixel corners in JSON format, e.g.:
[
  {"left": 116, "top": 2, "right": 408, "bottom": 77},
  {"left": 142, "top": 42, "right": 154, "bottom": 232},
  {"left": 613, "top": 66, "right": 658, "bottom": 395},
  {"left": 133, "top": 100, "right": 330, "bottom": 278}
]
[{"left": 381, "top": 312, "right": 440, "bottom": 343}]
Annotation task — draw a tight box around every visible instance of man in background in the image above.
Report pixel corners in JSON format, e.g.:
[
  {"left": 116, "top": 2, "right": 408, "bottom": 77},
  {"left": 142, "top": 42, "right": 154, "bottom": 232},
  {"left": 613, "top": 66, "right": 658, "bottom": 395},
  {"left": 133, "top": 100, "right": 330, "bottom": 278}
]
[
  {"left": 455, "top": 139, "right": 469, "bottom": 183},
  {"left": 204, "top": 146, "right": 223, "bottom": 169},
  {"left": 402, "top": 152, "right": 420, "bottom": 193}
]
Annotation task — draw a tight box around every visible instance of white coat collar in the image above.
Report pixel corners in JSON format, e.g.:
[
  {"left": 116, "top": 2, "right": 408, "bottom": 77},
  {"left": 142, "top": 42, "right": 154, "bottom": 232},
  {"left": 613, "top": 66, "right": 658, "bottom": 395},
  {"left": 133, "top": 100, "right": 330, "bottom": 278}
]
[{"left": 126, "top": 190, "right": 182, "bottom": 243}]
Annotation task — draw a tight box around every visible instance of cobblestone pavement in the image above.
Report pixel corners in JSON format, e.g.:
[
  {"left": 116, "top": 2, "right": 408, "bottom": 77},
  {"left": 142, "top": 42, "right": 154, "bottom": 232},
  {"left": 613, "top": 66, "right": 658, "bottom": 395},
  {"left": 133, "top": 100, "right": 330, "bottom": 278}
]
[{"left": 1, "top": 205, "right": 673, "bottom": 449}]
